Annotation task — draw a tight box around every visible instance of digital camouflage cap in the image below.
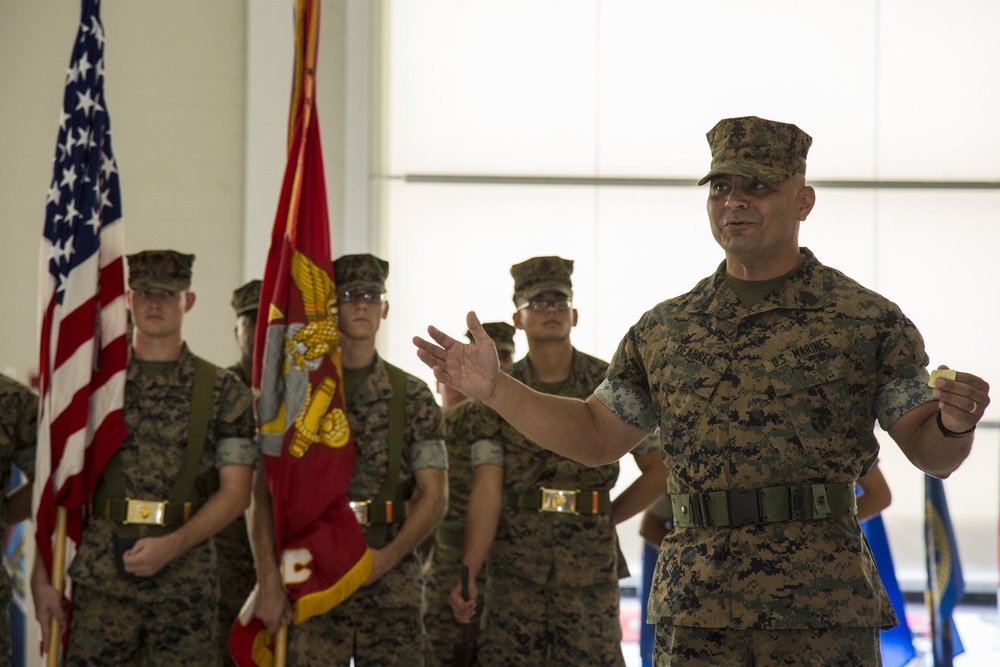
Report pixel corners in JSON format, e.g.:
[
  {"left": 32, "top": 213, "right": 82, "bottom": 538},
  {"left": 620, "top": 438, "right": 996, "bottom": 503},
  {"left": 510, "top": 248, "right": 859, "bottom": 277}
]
[
  {"left": 231, "top": 279, "right": 261, "bottom": 316},
  {"left": 510, "top": 256, "right": 574, "bottom": 305},
  {"left": 127, "top": 250, "right": 194, "bottom": 291},
  {"left": 698, "top": 116, "right": 812, "bottom": 186},
  {"left": 470, "top": 321, "right": 516, "bottom": 354},
  {"left": 332, "top": 253, "right": 389, "bottom": 294}
]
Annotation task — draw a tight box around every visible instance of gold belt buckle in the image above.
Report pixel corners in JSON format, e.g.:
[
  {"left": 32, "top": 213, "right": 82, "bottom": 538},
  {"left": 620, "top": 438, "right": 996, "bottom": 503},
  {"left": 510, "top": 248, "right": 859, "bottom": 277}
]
[
  {"left": 539, "top": 487, "right": 578, "bottom": 514},
  {"left": 124, "top": 498, "right": 167, "bottom": 526},
  {"left": 350, "top": 500, "right": 370, "bottom": 526}
]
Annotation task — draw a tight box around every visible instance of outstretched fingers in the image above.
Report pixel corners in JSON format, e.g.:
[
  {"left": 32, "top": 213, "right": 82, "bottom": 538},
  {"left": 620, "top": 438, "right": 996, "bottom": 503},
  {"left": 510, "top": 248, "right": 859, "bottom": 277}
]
[{"left": 464, "top": 311, "right": 486, "bottom": 343}]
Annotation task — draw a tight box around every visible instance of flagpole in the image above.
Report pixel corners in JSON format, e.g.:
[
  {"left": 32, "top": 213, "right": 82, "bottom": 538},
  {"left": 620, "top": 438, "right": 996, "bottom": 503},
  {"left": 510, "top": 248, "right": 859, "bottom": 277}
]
[
  {"left": 46, "top": 505, "right": 68, "bottom": 667},
  {"left": 275, "top": 624, "right": 288, "bottom": 667},
  {"left": 272, "top": 4, "right": 317, "bottom": 666}
]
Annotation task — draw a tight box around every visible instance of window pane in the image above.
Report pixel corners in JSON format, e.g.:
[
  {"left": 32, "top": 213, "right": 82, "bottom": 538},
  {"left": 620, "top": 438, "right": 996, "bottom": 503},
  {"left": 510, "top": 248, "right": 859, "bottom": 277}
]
[
  {"left": 879, "top": 0, "right": 1000, "bottom": 180},
  {"left": 598, "top": 1, "right": 878, "bottom": 180},
  {"left": 388, "top": 0, "right": 599, "bottom": 175}
]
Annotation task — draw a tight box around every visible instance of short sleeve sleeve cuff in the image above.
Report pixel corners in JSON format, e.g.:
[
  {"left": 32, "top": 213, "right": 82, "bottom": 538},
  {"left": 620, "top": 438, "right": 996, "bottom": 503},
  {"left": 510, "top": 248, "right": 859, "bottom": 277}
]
[
  {"left": 412, "top": 439, "right": 448, "bottom": 470},
  {"left": 216, "top": 437, "right": 258, "bottom": 467},
  {"left": 875, "top": 372, "right": 935, "bottom": 430},
  {"left": 594, "top": 378, "right": 659, "bottom": 435},
  {"left": 471, "top": 438, "right": 504, "bottom": 468}
]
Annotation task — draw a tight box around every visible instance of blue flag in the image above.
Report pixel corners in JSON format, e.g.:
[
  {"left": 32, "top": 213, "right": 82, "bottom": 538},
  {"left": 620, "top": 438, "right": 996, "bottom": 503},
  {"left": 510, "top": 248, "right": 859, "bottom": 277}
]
[
  {"left": 861, "top": 514, "right": 916, "bottom": 667},
  {"left": 924, "top": 475, "right": 965, "bottom": 666},
  {"left": 639, "top": 541, "right": 657, "bottom": 666}
]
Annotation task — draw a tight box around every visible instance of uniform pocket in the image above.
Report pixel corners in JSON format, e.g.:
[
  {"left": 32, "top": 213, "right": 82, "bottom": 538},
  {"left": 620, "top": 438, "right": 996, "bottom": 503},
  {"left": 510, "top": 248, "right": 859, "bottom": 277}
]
[
  {"left": 655, "top": 351, "right": 726, "bottom": 459},
  {"left": 766, "top": 338, "right": 849, "bottom": 441}
]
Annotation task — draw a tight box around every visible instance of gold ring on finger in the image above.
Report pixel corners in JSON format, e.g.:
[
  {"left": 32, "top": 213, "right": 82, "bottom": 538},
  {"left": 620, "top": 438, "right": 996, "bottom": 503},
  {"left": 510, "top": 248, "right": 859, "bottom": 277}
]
[{"left": 970, "top": 400, "right": 978, "bottom": 414}]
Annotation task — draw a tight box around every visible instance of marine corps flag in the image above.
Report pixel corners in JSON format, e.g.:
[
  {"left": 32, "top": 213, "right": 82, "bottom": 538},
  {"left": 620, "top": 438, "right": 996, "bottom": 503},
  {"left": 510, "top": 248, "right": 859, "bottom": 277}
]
[
  {"left": 924, "top": 475, "right": 965, "bottom": 667},
  {"left": 229, "top": 1, "right": 371, "bottom": 664}
]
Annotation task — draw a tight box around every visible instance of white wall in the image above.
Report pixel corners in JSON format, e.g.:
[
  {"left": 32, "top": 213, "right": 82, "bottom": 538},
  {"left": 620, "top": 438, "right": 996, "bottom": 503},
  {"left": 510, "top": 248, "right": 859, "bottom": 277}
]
[{"left": 1, "top": 1, "right": 249, "bottom": 380}]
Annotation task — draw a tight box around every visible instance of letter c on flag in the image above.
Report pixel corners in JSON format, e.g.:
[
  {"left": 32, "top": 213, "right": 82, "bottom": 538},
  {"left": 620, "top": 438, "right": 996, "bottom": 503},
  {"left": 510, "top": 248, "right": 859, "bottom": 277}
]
[{"left": 281, "top": 547, "right": 314, "bottom": 585}]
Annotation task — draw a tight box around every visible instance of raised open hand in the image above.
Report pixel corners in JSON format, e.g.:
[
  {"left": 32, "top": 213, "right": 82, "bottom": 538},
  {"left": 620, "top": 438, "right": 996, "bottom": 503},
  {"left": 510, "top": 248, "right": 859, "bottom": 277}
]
[{"left": 413, "top": 311, "right": 502, "bottom": 402}]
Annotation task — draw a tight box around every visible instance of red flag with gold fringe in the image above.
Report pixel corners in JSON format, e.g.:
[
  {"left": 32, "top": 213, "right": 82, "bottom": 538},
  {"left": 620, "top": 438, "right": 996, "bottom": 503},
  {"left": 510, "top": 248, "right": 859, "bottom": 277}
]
[{"left": 229, "top": 1, "right": 370, "bottom": 664}]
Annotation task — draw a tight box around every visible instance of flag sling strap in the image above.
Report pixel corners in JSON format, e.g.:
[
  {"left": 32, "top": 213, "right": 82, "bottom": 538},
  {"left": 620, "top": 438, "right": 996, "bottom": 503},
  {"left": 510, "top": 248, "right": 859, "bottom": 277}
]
[
  {"left": 365, "top": 361, "right": 407, "bottom": 549},
  {"left": 95, "top": 356, "right": 217, "bottom": 538}
]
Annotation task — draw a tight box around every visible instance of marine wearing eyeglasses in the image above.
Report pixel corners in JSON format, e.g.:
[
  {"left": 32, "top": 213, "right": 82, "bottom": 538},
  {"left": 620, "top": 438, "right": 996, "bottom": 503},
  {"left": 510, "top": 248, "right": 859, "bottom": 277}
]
[
  {"left": 249, "top": 252, "right": 446, "bottom": 667},
  {"left": 516, "top": 296, "right": 572, "bottom": 312},
  {"left": 446, "top": 255, "right": 664, "bottom": 667},
  {"left": 338, "top": 289, "right": 387, "bottom": 305}
]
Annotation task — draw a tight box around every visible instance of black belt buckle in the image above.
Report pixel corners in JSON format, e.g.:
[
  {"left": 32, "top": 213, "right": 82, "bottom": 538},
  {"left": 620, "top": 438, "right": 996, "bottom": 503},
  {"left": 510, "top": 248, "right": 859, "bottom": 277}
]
[
  {"left": 728, "top": 489, "right": 761, "bottom": 526},
  {"left": 694, "top": 493, "right": 710, "bottom": 527},
  {"left": 789, "top": 486, "right": 805, "bottom": 520}
]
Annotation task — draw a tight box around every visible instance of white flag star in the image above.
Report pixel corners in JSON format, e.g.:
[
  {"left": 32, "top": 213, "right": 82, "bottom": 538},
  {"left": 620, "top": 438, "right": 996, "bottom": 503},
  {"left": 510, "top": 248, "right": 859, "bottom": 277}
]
[
  {"left": 77, "top": 52, "right": 92, "bottom": 80},
  {"left": 63, "top": 200, "right": 82, "bottom": 224},
  {"left": 85, "top": 207, "right": 102, "bottom": 234},
  {"left": 60, "top": 166, "right": 78, "bottom": 190},
  {"left": 62, "top": 130, "right": 75, "bottom": 158},
  {"left": 89, "top": 16, "right": 105, "bottom": 48},
  {"left": 75, "top": 88, "right": 96, "bottom": 115},
  {"left": 100, "top": 153, "right": 118, "bottom": 179},
  {"left": 47, "top": 181, "right": 62, "bottom": 206}
]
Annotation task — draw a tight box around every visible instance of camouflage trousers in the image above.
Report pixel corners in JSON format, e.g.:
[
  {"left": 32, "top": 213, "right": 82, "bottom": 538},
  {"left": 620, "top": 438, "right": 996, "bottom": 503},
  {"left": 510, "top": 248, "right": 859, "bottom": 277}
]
[
  {"left": 0, "top": 601, "right": 9, "bottom": 665},
  {"left": 66, "top": 580, "right": 217, "bottom": 666},
  {"left": 478, "top": 569, "right": 624, "bottom": 667},
  {"left": 422, "top": 542, "right": 485, "bottom": 667},
  {"left": 287, "top": 600, "right": 425, "bottom": 666},
  {"left": 215, "top": 530, "right": 256, "bottom": 664},
  {"left": 653, "top": 623, "right": 882, "bottom": 666}
]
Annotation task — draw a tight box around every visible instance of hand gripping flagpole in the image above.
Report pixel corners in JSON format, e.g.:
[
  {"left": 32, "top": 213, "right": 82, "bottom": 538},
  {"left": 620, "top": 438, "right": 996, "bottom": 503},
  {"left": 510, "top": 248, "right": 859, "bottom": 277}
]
[{"left": 46, "top": 507, "right": 68, "bottom": 667}]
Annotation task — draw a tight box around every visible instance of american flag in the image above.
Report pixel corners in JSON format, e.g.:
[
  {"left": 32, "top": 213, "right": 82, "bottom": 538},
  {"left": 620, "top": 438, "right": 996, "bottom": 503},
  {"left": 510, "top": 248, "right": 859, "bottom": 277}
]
[{"left": 33, "top": 0, "right": 128, "bottom": 635}]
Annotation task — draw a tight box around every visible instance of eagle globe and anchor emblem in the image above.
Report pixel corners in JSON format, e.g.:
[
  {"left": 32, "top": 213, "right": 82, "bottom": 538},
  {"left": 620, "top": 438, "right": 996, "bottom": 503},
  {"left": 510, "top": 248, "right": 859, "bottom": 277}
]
[{"left": 257, "top": 251, "right": 351, "bottom": 457}]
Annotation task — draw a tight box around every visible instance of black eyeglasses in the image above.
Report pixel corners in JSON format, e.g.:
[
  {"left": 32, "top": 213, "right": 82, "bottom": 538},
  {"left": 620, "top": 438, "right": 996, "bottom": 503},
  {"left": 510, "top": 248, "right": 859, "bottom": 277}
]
[
  {"left": 338, "top": 291, "right": 386, "bottom": 304},
  {"left": 517, "top": 298, "right": 572, "bottom": 312}
]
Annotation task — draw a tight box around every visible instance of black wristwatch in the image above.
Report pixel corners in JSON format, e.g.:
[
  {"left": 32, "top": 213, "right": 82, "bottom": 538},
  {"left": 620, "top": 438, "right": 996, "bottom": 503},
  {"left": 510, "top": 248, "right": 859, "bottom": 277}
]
[{"left": 936, "top": 411, "right": 976, "bottom": 439}]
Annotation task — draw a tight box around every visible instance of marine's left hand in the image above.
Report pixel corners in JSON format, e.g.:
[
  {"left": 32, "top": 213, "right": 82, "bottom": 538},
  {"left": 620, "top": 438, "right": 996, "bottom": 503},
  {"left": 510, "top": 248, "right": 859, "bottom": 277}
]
[
  {"left": 931, "top": 365, "right": 991, "bottom": 433},
  {"left": 122, "top": 535, "right": 181, "bottom": 577}
]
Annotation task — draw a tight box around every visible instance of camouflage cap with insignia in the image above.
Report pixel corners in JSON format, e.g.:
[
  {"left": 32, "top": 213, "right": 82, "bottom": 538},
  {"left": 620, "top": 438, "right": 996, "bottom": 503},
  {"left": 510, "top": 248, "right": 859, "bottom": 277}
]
[
  {"left": 231, "top": 279, "right": 261, "bottom": 316},
  {"left": 469, "top": 321, "right": 516, "bottom": 354},
  {"left": 332, "top": 253, "right": 389, "bottom": 294},
  {"left": 127, "top": 250, "right": 195, "bottom": 291},
  {"left": 697, "top": 116, "right": 812, "bottom": 186},
  {"left": 510, "top": 256, "right": 574, "bottom": 305}
]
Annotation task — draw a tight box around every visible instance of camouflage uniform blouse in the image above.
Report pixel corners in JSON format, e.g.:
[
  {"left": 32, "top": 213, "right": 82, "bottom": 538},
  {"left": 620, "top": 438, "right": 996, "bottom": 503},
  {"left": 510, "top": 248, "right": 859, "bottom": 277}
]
[
  {"left": 344, "top": 355, "right": 446, "bottom": 610},
  {"left": 469, "top": 349, "right": 653, "bottom": 587},
  {"left": 0, "top": 375, "right": 38, "bottom": 614},
  {"left": 438, "top": 398, "right": 475, "bottom": 543},
  {"left": 595, "top": 248, "right": 933, "bottom": 630},
  {"left": 0, "top": 375, "right": 37, "bottom": 543},
  {"left": 69, "top": 345, "right": 257, "bottom": 598}
]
